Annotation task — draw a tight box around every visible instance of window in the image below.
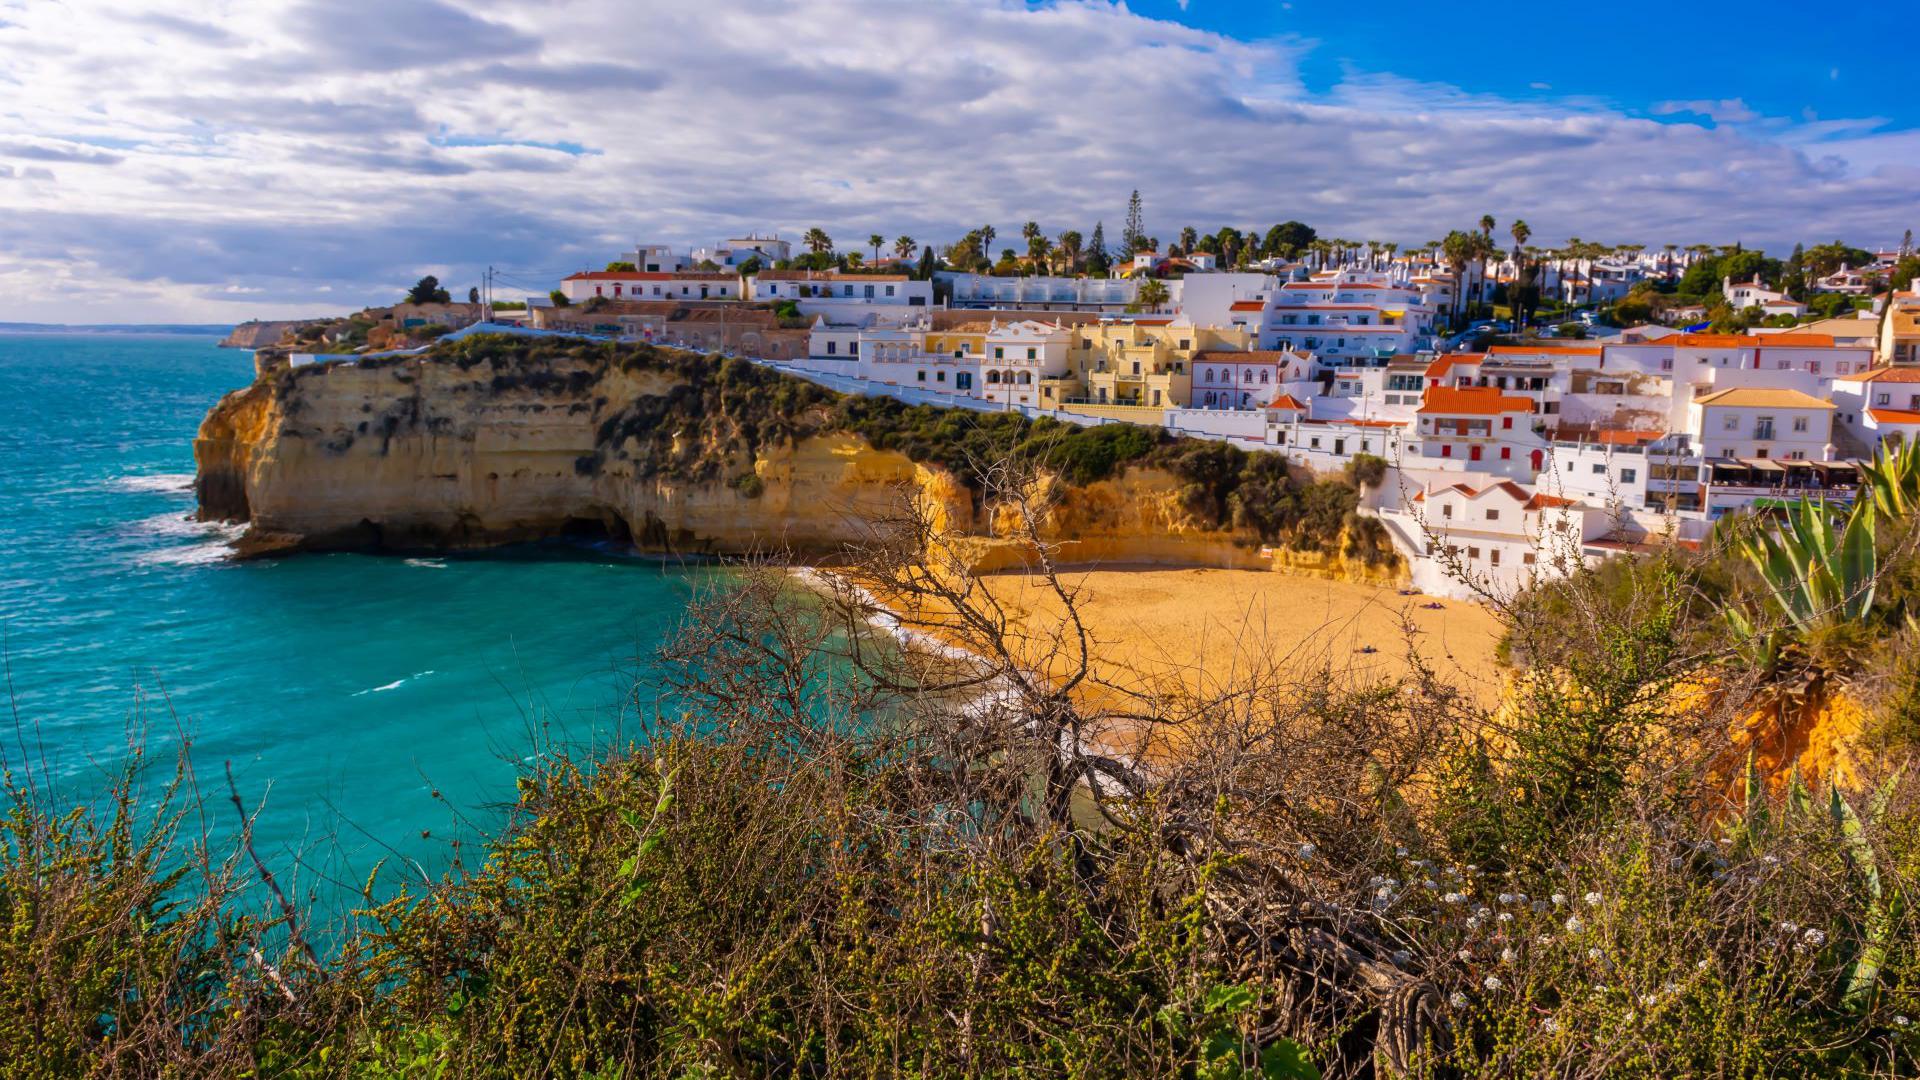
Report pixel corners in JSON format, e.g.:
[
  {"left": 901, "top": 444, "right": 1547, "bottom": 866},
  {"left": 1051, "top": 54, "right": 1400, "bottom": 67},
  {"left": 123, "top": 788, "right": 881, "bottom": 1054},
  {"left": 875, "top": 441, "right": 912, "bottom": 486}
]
[
  {"left": 1441, "top": 504, "right": 1453, "bottom": 519},
  {"left": 1523, "top": 552, "right": 1536, "bottom": 565},
  {"left": 1793, "top": 416, "right": 1808, "bottom": 432},
  {"left": 994, "top": 348, "right": 1005, "bottom": 360},
  {"left": 1026, "top": 348, "right": 1036, "bottom": 360},
  {"left": 1178, "top": 339, "right": 1190, "bottom": 350},
  {"left": 826, "top": 341, "right": 837, "bottom": 355},
  {"left": 1620, "top": 468, "right": 1637, "bottom": 483},
  {"left": 885, "top": 285, "right": 895, "bottom": 297},
  {"left": 1502, "top": 416, "right": 1513, "bottom": 429},
  {"left": 1723, "top": 415, "right": 1739, "bottom": 431},
  {"left": 1485, "top": 508, "right": 1500, "bottom": 521},
  {"left": 1204, "top": 368, "right": 1214, "bottom": 382},
  {"left": 915, "top": 370, "right": 926, "bottom": 382},
  {"left": 1592, "top": 463, "right": 1606, "bottom": 474},
  {"left": 1877, "top": 393, "right": 1891, "bottom": 406},
  {"left": 1500, "top": 447, "right": 1511, "bottom": 460},
  {"left": 1489, "top": 549, "right": 1501, "bottom": 567},
  {"left": 1468, "top": 546, "right": 1481, "bottom": 560},
  {"left": 1441, "top": 445, "right": 1453, "bottom": 458},
  {"left": 936, "top": 371, "right": 946, "bottom": 383}
]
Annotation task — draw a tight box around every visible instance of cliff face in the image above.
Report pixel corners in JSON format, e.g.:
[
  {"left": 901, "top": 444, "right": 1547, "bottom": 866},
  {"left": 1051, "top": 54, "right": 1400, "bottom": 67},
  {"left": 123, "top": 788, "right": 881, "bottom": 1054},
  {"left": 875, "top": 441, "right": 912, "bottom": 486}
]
[{"left": 193, "top": 338, "right": 1402, "bottom": 582}]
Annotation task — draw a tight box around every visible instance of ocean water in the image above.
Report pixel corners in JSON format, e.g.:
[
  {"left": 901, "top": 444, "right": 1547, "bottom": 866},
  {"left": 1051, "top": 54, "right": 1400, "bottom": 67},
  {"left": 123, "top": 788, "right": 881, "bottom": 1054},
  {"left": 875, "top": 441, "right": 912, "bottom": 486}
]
[{"left": 0, "top": 333, "right": 713, "bottom": 902}]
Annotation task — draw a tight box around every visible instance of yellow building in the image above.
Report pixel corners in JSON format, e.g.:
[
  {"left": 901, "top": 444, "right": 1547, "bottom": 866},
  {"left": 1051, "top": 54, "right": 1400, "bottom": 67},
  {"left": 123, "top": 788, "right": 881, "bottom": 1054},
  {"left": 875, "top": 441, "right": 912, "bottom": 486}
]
[
  {"left": 1055, "top": 319, "right": 1254, "bottom": 409},
  {"left": 1882, "top": 290, "right": 1920, "bottom": 367},
  {"left": 924, "top": 322, "right": 990, "bottom": 363}
]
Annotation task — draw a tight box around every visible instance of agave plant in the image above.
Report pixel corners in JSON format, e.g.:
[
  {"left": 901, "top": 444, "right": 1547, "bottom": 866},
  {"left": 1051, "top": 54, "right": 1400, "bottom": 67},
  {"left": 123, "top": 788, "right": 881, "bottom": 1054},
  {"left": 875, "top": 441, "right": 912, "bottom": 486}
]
[
  {"left": 1723, "top": 495, "right": 1877, "bottom": 677},
  {"left": 1725, "top": 749, "right": 1904, "bottom": 1010},
  {"left": 1857, "top": 436, "right": 1920, "bottom": 521}
]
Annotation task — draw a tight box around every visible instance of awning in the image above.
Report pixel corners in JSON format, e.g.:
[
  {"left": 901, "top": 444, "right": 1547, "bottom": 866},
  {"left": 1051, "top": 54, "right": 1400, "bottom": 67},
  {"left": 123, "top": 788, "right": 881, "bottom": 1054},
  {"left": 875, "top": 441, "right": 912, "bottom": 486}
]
[{"left": 1742, "top": 458, "right": 1787, "bottom": 472}]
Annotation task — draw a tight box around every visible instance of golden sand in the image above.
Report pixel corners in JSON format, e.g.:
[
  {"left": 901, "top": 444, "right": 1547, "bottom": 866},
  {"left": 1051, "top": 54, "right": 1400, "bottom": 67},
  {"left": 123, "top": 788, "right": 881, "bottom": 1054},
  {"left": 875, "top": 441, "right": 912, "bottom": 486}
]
[{"left": 966, "top": 566, "right": 1508, "bottom": 707}]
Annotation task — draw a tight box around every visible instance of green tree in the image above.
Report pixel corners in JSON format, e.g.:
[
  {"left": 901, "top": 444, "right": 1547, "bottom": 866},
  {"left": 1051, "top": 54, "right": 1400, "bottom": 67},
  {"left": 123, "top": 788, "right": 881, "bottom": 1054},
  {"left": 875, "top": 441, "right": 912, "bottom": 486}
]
[
  {"left": 1122, "top": 189, "right": 1146, "bottom": 254},
  {"left": 868, "top": 233, "right": 884, "bottom": 263},
  {"left": 467, "top": 286, "right": 479, "bottom": 304},
  {"left": 1132, "top": 277, "right": 1170, "bottom": 312},
  {"left": 604, "top": 260, "right": 637, "bottom": 272},
  {"left": 1264, "top": 221, "right": 1315, "bottom": 259},
  {"left": 1085, "top": 222, "right": 1109, "bottom": 276},
  {"left": 803, "top": 227, "right": 833, "bottom": 255},
  {"left": 892, "top": 235, "right": 916, "bottom": 261},
  {"left": 547, "top": 289, "right": 570, "bottom": 307},
  {"left": 406, "top": 275, "right": 451, "bottom": 304},
  {"left": 1058, "top": 230, "right": 1084, "bottom": 274}
]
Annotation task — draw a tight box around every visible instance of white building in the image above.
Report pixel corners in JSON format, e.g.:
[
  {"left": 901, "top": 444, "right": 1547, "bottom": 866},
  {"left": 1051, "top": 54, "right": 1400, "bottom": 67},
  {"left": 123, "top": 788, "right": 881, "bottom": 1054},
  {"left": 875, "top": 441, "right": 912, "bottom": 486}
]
[
  {"left": 692, "top": 234, "right": 792, "bottom": 269},
  {"left": 1190, "top": 350, "right": 1310, "bottom": 410},
  {"left": 979, "top": 320, "right": 1073, "bottom": 406},
  {"left": 1686, "top": 387, "right": 1834, "bottom": 461},
  {"left": 1723, "top": 274, "right": 1794, "bottom": 312},
  {"left": 749, "top": 271, "right": 932, "bottom": 314},
  {"left": 1832, "top": 367, "right": 1920, "bottom": 449},
  {"left": 1409, "top": 385, "right": 1549, "bottom": 476},
  {"left": 558, "top": 270, "right": 741, "bottom": 302},
  {"left": 626, "top": 244, "right": 689, "bottom": 273},
  {"left": 1379, "top": 479, "right": 1604, "bottom": 601}
]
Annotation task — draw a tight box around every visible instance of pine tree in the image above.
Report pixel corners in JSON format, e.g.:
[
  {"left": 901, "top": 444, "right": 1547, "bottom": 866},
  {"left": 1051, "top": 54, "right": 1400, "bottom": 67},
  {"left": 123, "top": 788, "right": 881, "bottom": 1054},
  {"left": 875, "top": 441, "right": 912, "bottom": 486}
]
[
  {"left": 1122, "top": 190, "right": 1146, "bottom": 255},
  {"left": 1086, "top": 222, "right": 1110, "bottom": 276}
]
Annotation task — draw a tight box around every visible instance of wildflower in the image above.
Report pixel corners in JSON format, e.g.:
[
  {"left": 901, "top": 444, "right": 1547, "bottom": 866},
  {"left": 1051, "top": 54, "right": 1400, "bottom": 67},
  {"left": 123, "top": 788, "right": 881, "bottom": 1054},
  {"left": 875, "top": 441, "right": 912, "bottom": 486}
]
[
  {"left": 1449, "top": 992, "right": 1468, "bottom": 1009},
  {"left": 1531, "top": 900, "right": 1549, "bottom": 913},
  {"left": 1483, "top": 976, "right": 1503, "bottom": 991},
  {"left": 1760, "top": 854, "right": 1779, "bottom": 865},
  {"left": 1497, "top": 912, "right": 1514, "bottom": 923},
  {"left": 1446, "top": 866, "right": 1461, "bottom": 878},
  {"left": 1376, "top": 886, "right": 1394, "bottom": 899},
  {"left": 1895, "top": 1015, "right": 1911, "bottom": 1027},
  {"left": 1668, "top": 856, "right": 1685, "bottom": 869},
  {"left": 1542, "top": 1017, "right": 1560, "bottom": 1034},
  {"left": 1498, "top": 892, "right": 1515, "bottom": 905},
  {"left": 1392, "top": 949, "right": 1411, "bottom": 966},
  {"left": 1584, "top": 891, "right": 1604, "bottom": 907},
  {"left": 1639, "top": 993, "right": 1658, "bottom": 1007},
  {"left": 1803, "top": 927, "right": 1826, "bottom": 947},
  {"left": 1423, "top": 879, "right": 1438, "bottom": 890},
  {"left": 1297, "top": 842, "right": 1317, "bottom": 859},
  {"left": 1535, "top": 935, "right": 1554, "bottom": 946},
  {"left": 1475, "top": 906, "right": 1492, "bottom": 919},
  {"left": 1465, "top": 916, "right": 1480, "bottom": 930},
  {"left": 1778, "top": 920, "right": 1799, "bottom": 935},
  {"left": 1696, "top": 959, "right": 1712, "bottom": 971},
  {"left": 1443, "top": 892, "right": 1466, "bottom": 904},
  {"left": 1457, "top": 949, "right": 1473, "bottom": 962},
  {"left": 1588, "top": 948, "right": 1604, "bottom": 963},
  {"left": 1500, "top": 947, "right": 1517, "bottom": 965},
  {"left": 1564, "top": 915, "right": 1584, "bottom": 934},
  {"left": 1551, "top": 892, "right": 1568, "bottom": 906},
  {"left": 1396, "top": 846, "right": 1409, "bottom": 857}
]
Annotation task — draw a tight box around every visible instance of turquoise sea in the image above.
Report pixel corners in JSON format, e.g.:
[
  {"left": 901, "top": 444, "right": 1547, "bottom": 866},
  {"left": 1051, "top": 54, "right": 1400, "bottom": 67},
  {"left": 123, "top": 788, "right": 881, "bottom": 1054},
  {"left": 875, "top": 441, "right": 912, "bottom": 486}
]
[{"left": 0, "top": 333, "right": 709, "bottom": 903}]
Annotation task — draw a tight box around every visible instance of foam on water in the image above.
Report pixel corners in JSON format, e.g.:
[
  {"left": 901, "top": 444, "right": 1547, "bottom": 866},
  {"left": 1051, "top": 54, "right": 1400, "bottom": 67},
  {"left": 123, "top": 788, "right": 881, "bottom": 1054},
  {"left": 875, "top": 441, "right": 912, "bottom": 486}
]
[{"left": 109, "top": 472, "right": 197, "bottom": 494}]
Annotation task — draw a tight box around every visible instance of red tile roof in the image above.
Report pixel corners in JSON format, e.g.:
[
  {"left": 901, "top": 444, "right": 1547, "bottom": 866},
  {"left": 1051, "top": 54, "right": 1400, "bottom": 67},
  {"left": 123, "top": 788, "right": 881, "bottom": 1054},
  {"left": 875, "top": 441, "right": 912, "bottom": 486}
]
[
  {"left": 1229, "top": 300, "right": 1266, "bottom": 312},
  {"left": 1869, "top": 409, "right": 1920, "bottom": 424},
  {"left": 1849, "top": 368, "right": 1920, "bottom": 384},
  {"left": 1487, "top": 345, "right": 1601, "bottom": 357},
  {"left": 1268, "top": 394, "right": 1308, "bottom": 411}
]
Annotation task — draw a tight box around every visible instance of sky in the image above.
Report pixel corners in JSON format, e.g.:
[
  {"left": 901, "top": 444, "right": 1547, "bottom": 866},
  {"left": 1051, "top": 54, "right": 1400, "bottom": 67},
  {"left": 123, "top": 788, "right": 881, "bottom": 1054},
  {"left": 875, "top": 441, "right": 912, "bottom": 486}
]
[{"left": 0, "top": 0, "right": 1914, "bottom": 323}]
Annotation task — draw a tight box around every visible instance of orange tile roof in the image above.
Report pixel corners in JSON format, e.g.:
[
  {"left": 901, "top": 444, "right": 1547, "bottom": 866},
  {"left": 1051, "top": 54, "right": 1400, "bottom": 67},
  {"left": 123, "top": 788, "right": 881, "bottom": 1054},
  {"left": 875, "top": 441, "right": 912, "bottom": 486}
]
[
  {"left": 1229, "top": 300, "right": 1266, "bottom": 312},
  {"left": 1525, "top": 492, "right": 1579, "bottom": 510},
  {"left": 755, "top": 270, "right": 908, "bottom": 282},
  {"left": 1487, "top": 345, "right": 1601, "bottom": 357},
  {"left": 1849, "top": 368, "right": 1920, "bottom": 384},
  {"left": 1268, "top": 394, "right": 1308, "bottom": 411},
  {"left": 1692, "top": 387, "right": 1835, "bottom": 409},
  {"left": 1425, "top": 353, "right": 1481, "bottom": 378},
  {"left": 1594, "top": 428, "right": 1663, "bottom": 446},
  {"left": 1869, "top": 409, "right": 1920, "bottom": 424},
  {"left": 1418, "top": 385, "right": 1532, "bottom": 415}
]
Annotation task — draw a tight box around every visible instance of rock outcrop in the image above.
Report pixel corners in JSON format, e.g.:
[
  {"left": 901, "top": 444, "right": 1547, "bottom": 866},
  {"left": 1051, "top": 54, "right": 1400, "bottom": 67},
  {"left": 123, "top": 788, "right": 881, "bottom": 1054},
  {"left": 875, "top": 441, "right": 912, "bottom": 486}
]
[{"left": 194, "top": 336, "right": 1403, "bottom": 580}]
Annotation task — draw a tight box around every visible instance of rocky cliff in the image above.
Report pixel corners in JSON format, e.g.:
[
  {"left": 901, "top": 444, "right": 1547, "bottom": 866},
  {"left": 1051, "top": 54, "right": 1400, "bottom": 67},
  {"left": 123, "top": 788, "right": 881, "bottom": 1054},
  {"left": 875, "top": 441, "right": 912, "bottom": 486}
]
[{"left": 194, "top": 335, "right": 1401, "bottom": 578}]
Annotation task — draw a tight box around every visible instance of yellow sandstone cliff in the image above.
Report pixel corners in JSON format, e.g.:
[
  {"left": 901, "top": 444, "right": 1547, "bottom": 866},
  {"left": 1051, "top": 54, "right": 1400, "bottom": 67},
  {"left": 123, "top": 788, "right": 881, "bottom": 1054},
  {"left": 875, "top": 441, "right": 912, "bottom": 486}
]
[{"left": 193, "top": 341, "right": 1403, "bottom": 583}]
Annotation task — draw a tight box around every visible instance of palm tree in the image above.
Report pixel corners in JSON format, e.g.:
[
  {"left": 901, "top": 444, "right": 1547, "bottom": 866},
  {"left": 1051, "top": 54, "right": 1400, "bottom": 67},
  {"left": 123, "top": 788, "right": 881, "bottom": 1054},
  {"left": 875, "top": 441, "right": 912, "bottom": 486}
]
[
  {"left": 1029, "top": 236, "right": 1053, "bottom": 275},
  {"left": 893, "top": 235, "right": 916, "bottom": 261},
  {"left": 1058, "top": 230, "right": 1083, "bottom": 275},
  {"left": 1662, "top": 243, "right": 1678, "bottom": 283},
  {"left": 1441, "top": 230, "right": 1478, "bottom": 328},
  {"left": 1134, "top": 277, "right": 1170, "bottom": 311},
  {"left": 980, "top": 225, "right": 997, "bottom": 258},
  {"left": 869, "top": 234, "right": 884, "bottom": 263},
  {"left": 1179, "top": 226, "right": 1198, "bottom": 254},
  {"left": 1480, "top": 214, "right": 1496, "bottom": 240},
  {"left": 844, "top": 252, "right": 864, "bottom": 270},
  {"left": 803, "top": 228, "right": 833, "bottom": 256}
]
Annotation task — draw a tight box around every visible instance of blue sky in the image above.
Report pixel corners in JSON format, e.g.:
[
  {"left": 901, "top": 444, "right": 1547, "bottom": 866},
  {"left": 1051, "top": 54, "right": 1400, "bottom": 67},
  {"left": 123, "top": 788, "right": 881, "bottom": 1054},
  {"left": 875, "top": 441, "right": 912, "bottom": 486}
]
[
  {"left": 0, "top": 0, "right": 1913, "bottom": 322},
  {"left": 1140, "top": 0, "right": 1886, "bottom": 129}
]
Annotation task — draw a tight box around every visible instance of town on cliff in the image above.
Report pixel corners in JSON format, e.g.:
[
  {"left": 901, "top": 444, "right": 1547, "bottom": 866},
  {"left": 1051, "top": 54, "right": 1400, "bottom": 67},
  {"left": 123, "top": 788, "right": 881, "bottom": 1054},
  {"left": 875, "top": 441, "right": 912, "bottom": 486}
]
[{"left": 209, "top": 211, "right": 1920, "bottom": 603}]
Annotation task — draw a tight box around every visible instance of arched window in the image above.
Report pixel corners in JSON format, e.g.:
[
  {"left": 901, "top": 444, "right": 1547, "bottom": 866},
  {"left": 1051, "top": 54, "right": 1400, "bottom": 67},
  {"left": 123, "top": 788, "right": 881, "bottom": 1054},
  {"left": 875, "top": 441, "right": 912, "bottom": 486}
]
[
  {"left": 1017, "top": 371, "right": 1032, "bottom": 384},
  {"left": 1204, "top": 368, "right": 1214, "bottom": 382},
  {"left": 1260, "top": 369, "right": 1270, "bottom": 384},
  {"left": 1244, "top": 368, "right": 1254, "bottom": 382},
  {"left": 986, "top": 370, "right": 1000, "bottom": 384}
]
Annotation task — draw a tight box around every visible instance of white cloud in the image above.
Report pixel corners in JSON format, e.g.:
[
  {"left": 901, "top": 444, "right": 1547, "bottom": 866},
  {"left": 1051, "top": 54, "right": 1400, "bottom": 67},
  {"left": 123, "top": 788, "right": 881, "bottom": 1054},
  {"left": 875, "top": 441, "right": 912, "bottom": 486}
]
[{"left": 0, "top": 0, "right": 1915, "bottom": 321}]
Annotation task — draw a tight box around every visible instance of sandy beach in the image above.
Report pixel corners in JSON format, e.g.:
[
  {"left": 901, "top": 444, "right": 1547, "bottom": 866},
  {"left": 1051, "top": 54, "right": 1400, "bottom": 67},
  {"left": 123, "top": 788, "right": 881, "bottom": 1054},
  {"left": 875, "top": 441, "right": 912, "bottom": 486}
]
[{"left": 959, "top": 565, "right": 1508, "bottom": 709}]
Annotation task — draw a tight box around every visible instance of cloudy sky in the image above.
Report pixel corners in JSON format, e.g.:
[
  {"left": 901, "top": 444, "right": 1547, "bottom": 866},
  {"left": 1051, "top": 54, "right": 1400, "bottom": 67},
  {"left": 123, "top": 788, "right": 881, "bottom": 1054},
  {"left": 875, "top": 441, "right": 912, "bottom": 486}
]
[{"left": 1, "top": 0, "right": 1914, "bottom": 323}]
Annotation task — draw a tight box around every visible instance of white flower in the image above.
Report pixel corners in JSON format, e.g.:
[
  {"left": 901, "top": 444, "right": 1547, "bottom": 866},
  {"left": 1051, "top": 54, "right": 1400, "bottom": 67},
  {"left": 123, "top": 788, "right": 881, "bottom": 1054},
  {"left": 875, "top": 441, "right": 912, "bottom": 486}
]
[
  {"left": 1542, "top": 1017, "right": 1559, "bottom": 1034},
  {"left": 1483, "top": 976, "right": 1503, "bottom": 991},
  {"left": 1443, "top": 892, "right": 1466, "bottom": 904},
  {"left": 1896, "top": 1015, "right": 1911, "bottom": 1027},
  {"left": 1564, "top": 915, "right": 1585, "bottom": 933},
  {"left": 1584, "top": 891, "right": 1604, "bottom": 907},
  {"left": 1376, "top": 886, "right": 1394, "bottom": 899},
  {"left": 1449, "top": 992, "right": 1468, "bottom": 1009},
  {"left": 1696, "top": 959, "right": 1712, "bottom": 971},
  {"left": 1587, "top": 948, "right": 1604, "bottom": 962},
  {"left": 1498, "top": 893, "right": 1516, "bottom": 905},
  {"left": 1500, "top": 947, "right": 1517, "bottom": 965},
  {"left": 1778, "top": 920, "right": 1799, "bottom": 935},
  {"left": 1639, "top": 993, "right": 1657, "bottom": 1007},
  {"left": 1297, "top": 842, "right": 1317, "bottom": 859},
  {"left": 1396, "top": 846, "right": 1409, "bottom": 857},
  {"left": 1475, "top": 906, "right": 1492, "bottom": 919},
  {"left": 1497, "top": 912, "right": 1514, "bottom": 923},
  {"left": 1760, "top": 854, "right": 1779, "bottom": 865},
  {"left": 1802, "top": 928, "right": 1826, "bottom": 947},
  {"left": 1457, "top": 949, "right": 1474, "bottom": 962},
  {"left": 1668, "top": 856, "right": 1685, "bottom": 869},
  {"left": 1551, "top": 892, "right": 1568, "bottom": 906},
  {"left": 1424, "top": 879, "right": 1439, "bottom": 890},
  {"left": 1465, "top": 916, "right": 1480, "bottom": 930},
  {"left": 1535, "top": 935, "right": 1555, "bottom": 946}
]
